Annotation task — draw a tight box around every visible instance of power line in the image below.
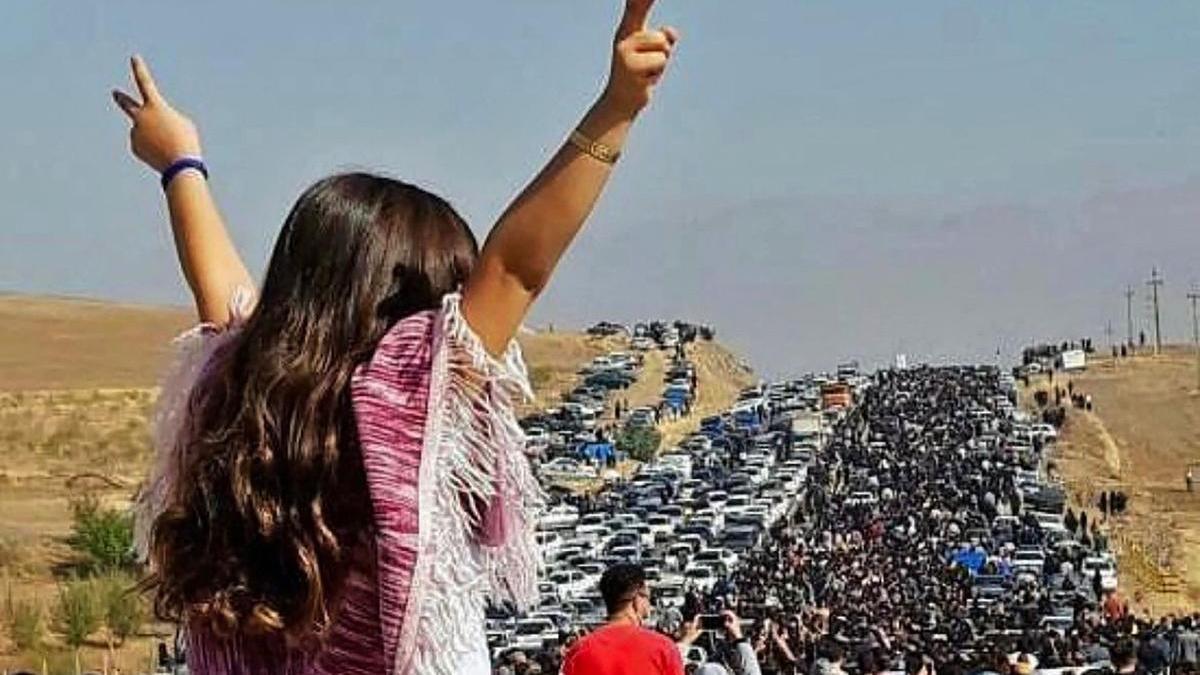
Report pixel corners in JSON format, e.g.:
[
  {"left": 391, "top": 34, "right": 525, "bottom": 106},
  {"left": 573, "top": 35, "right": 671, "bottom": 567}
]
[
  {"left": 1148, "top": 267, "right": 1164, "bottom": 355},
  {"left": 1124, "top": 285, "right": 1135, "bottom": 347},
  {"left": 1189, "top": 285, "right": 1200, "bottom": 391}
]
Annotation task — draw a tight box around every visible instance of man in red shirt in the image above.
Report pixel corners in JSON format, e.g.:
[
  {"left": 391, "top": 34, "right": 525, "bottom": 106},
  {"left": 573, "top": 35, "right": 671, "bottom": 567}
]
[{"left": 562, "top": 563, "right": 684, "bottom": 675}]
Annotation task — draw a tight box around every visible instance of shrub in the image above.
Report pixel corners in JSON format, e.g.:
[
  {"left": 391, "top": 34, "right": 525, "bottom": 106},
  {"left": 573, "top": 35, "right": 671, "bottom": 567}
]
[
  {"left": 529, "top": 365, "right": 555, "bottom": 392},
  {"left": 68, "top": 494, "right": 136, "bottom": 573},
  {"left": 99, "top": 573, "right": 145, "bottom": 647},
  {"left": 617, "top": 426, "right": 662, "bottom": 463},
  {"left": 6, "top": 596, "right": 43, "bottom": 650},
  {"left": 0, "top": 535, "right": 35, "bottom": 576},
  {"left": 55, "top": 578, "right": 101, "bottom": 651}
]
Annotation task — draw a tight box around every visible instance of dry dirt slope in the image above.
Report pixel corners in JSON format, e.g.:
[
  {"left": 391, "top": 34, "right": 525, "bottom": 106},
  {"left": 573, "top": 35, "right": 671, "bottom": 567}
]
[
  {"left": 1024, "top": 346, "right": 1200, "bottom": 614},
  {"left": 0, "top": 293, "right": 752, "bottom": 671}
]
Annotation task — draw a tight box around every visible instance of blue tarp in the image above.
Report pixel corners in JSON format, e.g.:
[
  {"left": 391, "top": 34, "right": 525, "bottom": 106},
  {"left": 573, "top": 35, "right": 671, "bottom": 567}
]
[
  {"left": 952, "top": 549, "right": 987, "bottom": 575},
  {"left": 663, "top": 397, "right": 687, "bottom": 412},
  {"left": 578, "top": 442, "right": 616, "bottom": 462}
]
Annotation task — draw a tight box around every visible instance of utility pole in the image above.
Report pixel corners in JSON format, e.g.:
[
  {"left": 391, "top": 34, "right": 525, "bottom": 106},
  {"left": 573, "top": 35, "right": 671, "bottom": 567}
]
[
  {"left": 1104, "top": 320, "right": 1115, "bottom": 368},
  {"left": 1125, "top": 285, "right": 1135, "bottom": 347},
  {"left": 1189, "top": 285, "right": 1200, "bottom": 391},
  {"left": 1148, "top": 267, "right": 1164, "bottom": 355},
  {"left": 1104, "top": 320, "right": 1113, "bottom": 356}
]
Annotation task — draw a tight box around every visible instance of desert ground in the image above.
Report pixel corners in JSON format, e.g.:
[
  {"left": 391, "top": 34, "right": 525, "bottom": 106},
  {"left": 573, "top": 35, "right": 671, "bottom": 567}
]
[{"left": 1024, "top": 346, "right": 1200, "bottom": 615}]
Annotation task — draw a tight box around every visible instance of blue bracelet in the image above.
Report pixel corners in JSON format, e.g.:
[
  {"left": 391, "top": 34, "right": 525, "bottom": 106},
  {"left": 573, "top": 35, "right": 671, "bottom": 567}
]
[{"left": 161, "top": 156, "right": 208, "bottom": 190}]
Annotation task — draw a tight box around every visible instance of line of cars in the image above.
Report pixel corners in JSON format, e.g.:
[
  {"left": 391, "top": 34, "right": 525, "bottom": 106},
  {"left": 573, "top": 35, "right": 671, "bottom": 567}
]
[
  {"left": 523, "top": 350, "right": 646, "bottom": 484},
  {"left": 488, "top": 376, "right": 830, "bottom": 663}
]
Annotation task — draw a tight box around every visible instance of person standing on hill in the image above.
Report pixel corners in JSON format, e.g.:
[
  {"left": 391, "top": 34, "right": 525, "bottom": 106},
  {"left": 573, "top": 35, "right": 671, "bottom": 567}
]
[{"left": 113, "top": 1, "right": 682, "bottom": 672}]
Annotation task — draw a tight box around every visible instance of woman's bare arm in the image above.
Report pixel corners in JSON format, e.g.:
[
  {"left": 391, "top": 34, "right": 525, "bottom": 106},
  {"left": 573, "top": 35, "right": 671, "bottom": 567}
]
[
  {"left": 113, "top": 56, "right": 254, "bottom": 327},
  {"left": 462, "top": 0, "right": 680, "bottom": 356}
]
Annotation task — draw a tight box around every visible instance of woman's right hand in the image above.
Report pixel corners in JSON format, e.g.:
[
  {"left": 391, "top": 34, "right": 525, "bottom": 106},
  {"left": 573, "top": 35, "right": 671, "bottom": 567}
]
[
  {"left": 601, "top": 0, "right": 680, "bottom": 120},
  {"left": 112, "top": 55, "right": 202, "bottom": 172}
]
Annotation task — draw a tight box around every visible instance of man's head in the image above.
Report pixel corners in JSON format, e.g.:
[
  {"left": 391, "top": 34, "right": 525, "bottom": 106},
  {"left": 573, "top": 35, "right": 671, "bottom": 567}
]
[
  {"left": 817, "top": 638, "right": 845, "bottom": 666},
  {"left": 600, "top": 563, "right": 652, "bottom": 624},
  {"left": 1111, "top": 639, "right": 1138, "bottom": 673}
]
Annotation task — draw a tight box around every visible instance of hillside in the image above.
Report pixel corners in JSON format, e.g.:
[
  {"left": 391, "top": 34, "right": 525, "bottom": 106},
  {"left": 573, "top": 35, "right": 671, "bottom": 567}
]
[
  {"left": 1023, "top": 346, "right": 1200, "bottom": 614},
  {"left": 0, "top": 293, "right": 752, "bottom": 671},
  {"left": 0, "top": 293, "right": 194, "bottom": 391}
]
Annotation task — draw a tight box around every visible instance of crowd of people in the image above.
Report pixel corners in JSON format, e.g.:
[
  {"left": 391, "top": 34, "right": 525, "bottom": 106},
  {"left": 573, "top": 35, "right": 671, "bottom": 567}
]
[
  {"left": 503, "top": 364, "right": 1200, "bottom": 675},
  {"left": 698, "top": 367, "right": 1200, "bottom": 675}
]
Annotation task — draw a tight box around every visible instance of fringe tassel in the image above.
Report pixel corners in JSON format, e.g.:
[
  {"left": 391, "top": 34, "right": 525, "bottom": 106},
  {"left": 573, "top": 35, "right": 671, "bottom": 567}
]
[
  {"left": 438, "top": 293, "right": 545, "bottom": 608},
  {"left": 133, "top": 324, "right": 238, "bottom": 563},
  {"left": 402, "top": 294, "right": 546, "bottom": 675},
  {"left": 133, "top": 287, "right": 254, "bottom": 564}
]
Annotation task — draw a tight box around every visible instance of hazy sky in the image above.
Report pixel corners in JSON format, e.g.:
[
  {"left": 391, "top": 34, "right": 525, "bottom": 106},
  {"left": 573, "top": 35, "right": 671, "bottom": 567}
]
[{"left": 4, "top": 2, "right": 1200, "bottom": 376}]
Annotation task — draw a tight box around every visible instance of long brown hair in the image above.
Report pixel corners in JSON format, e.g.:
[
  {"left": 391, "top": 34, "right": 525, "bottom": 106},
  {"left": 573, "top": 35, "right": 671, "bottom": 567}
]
[{"left": 146, "top": 173, "right": 479, "bottom": 641}]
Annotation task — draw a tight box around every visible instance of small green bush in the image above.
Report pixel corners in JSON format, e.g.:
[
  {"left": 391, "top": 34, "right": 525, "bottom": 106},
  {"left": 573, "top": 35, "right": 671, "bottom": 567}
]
[
  {"left": 7, "top": 596, "right": 44, "bottom": 650},
  {"left": 617, "top": 426, "right": 662, "bottom": 463},
  {"left": 529, "top": 365, "right": 555, "bottom": 391},
  {"left": 99, "top": 573, "right": 145, "bottom": 646},
  {"left": 55, "top": 578, "right": 101, "bottom": 650},
  {"left": 68, "top": 494, "right": 136, "bottom": 573}
]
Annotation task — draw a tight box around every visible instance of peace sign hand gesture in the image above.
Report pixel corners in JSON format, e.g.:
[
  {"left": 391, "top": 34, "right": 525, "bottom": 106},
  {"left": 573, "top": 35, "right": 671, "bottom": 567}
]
[
  {"left": 111, "top": 56, "right": 202, "bottom": 172},
  {"left": 603, "top": 0, "right": 680, "bottom": 118}
]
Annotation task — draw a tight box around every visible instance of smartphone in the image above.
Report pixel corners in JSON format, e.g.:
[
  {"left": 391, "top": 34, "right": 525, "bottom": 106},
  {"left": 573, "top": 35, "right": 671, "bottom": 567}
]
[{"left": 700, "top": 614, "right": 724, "bottom": 631}]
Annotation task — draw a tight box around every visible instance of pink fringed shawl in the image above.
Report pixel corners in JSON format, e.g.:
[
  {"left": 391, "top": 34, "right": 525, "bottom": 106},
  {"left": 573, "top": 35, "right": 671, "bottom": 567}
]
[{"left": 135, "top": 291, "right": 544, "bottom": 675}]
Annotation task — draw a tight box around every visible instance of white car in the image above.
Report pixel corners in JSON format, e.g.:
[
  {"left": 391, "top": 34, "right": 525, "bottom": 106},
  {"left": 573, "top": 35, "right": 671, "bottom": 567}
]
[
  {"left": 677, "top": 533, "right": 706, "bottom": 554},
  {"left": 723, "top": 494, "right": 753, "bottom": 517},
  {"left": 539, "top": 504, "right": 580, "bottom": 530},
  {"left": 510, "top": 618, "right": 558, "bottom": 651},
  {"left": 577, "top": 512, "right": 606, "bottom": 528},
  {"left": 575, "top": 524, "right": 612, "bottom": 547},
  {"left": 743, "top": 504, "right": 774, "bottom": 527},
  {"left": 659, "top": 453, "right": 694, "bottom": 478},
  {"left": 631, "top": 336, "right": 656, "bottom": 351},
  {"left": 488, "top": 630, "right": 513, "bottom": 661},
  {"left": 745, "top": 450, "right": 776, "bottom": 467},
  {"left": 536, "top": 531, "right": 563, "bottom": 560},
  {"left": 1032, "top": 423, "right": 1059, "bottom": 442},
  {"left": 845, "top": 491, "right": 878, "bottom": 507},
  {"left": 525, "top": 425, "right": 549, "bottom": 448},
  {"left": 751, "top": 498, "right": 783, "bottom": 522},
  {"left": 1082, "top": 556, "right": 1118, "bottom": 592},
  {"left": 665, "top": 543, "right": 693, "bottom": 570},
  {"left": 692, "top": 508, "right": 725, "bottom": 532},
  {"left": 553, "top": 543, "right": 587, "bottom": 564},
  {"left": 647, "top": 514, "right": 676, "bottom": 541},
  {"left": 538, "top": 458, "right": 595, "bottom": 481},
  {"left": 577, "top": 562, "right": 605, "bottom": 589},
  {"left": 1011, "top": 549, "right": 1046, "bottom": 575},
  {"left": 561, "top": 402, "right": 599, "bottom": 428},
  {"left": 705, "top": 491, "right": 729, "bottom": 511},
  {"left": 747, "top": 464, "right": 769, "bottom": 485},
  {"left": 692, "top": 547, "right": 739, "bottom": 571},
  {"left": 992, "top": 515, "right": 1020, "bottom": 532},
  {"left": 609, "top": 544, "right": 641, "bottom": 562},
  {"left": 683, "top": 564, "right": 719, "bottom": 592},
  {"left": 1031, "top": 511, "right": 1067, "bottom": 535},
  {"left": 547, "top": 568, "right": 590, "bottom": 598},
  {"left": 606, "top": 351, "right": 636, "bottom": 367}
]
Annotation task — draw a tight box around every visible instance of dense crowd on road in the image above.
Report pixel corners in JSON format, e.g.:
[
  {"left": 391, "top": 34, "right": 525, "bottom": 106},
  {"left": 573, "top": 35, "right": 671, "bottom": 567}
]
[{"left": 489, "top": 352, "right": 1200, "bottom": 675}]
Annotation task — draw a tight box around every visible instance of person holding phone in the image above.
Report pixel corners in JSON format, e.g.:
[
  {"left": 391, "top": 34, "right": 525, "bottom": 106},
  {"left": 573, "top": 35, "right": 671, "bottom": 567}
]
[{"left": 676, "top": 611, "right": 762, "bottom": 675}]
